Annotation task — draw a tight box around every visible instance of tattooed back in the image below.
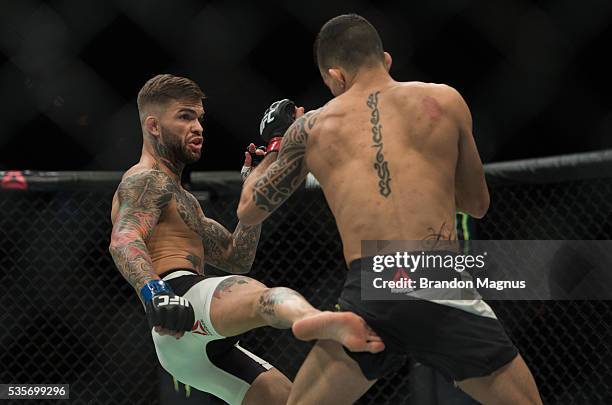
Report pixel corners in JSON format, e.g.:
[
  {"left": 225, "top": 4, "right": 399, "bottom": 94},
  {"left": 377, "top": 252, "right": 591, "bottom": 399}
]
[{"left": 305, "top": 81, "right": 471, "bottom": 263}]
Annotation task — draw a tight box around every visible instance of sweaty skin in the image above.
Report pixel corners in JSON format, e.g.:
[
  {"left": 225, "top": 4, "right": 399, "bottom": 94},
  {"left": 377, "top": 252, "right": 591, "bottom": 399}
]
[{"left": 240, "top": 81, "right": 488, "bottom": 264}]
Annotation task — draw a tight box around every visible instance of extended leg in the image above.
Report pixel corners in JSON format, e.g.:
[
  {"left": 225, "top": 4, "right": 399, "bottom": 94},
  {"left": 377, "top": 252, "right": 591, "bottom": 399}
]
[{"left": 209, "top": 276, "right": 384, "bottom": 352}]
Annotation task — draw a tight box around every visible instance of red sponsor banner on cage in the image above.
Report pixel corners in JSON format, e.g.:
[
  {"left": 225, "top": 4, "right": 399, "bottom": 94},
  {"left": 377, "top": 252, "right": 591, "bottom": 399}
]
[{"left": 1, "top": 171, "right": 28, "bottom": 190}]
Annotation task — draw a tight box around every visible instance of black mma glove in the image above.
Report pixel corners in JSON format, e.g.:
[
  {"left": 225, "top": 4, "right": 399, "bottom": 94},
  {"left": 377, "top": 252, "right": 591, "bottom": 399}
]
[
  {"left": 140, "top": 279, "right": 195, "bottom": 332},
  {"left": 250, "top": 146, "right": 267, "bottom": 167},
  {"left": 259, "top": 99, "right": 297, "bottom": 153},
  {"left": 241, "top": 145, "right": 267, "bottom": 182}
]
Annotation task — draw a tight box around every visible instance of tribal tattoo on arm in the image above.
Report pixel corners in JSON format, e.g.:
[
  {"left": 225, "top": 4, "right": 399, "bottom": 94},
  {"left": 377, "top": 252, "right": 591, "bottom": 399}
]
[
  {"left": 109, "top": 170, "right": 174, "bottom": 291},
  {"left": 251, "top": 110, "right": 321, "bottom": 216}
]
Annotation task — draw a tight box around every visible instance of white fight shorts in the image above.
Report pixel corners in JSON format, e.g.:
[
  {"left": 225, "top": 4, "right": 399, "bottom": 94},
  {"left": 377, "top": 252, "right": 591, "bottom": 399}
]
[{"left": 151, "top": 269, "right": 272, "bottom": 405}]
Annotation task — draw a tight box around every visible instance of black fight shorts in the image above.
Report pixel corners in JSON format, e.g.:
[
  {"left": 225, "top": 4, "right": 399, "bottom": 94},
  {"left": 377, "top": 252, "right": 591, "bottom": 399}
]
[{"left": 338, "top": 257, "right": 518, "bottom": 382}]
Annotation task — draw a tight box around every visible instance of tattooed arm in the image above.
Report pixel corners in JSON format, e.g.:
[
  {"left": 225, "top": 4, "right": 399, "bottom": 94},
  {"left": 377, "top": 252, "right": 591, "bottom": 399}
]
[
  {"left": 200, "top": 217, "right": 261, "bottom": 274},
  {"left": 238, "top": 110, "right": 320, "bottom": 226},
  {"left": 108, "top": 170, "right": 173, "bottom": 293},
  {"left": 170, "top": 187, "right": 262, "bottom": 274}
]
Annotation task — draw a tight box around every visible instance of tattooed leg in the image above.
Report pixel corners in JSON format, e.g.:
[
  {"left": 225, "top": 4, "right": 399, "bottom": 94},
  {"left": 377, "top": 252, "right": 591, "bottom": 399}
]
[
  {"left": 209, "top": 275, "right": 272, "bottom": 336},
  {"left": 257, "top": 287, "right": 385, "bottom": 353},
  {"left": 211, "top": 279, "right": 318, "bottom": 335},
  {"left": 212, "top": 276, "right": 252, "bottom": 299},
  {"left": 256, "top": 287, "right": 319, "bottom": 329},
  {"left": 209, "top": 278, "right": 384, "bottom": 352}
]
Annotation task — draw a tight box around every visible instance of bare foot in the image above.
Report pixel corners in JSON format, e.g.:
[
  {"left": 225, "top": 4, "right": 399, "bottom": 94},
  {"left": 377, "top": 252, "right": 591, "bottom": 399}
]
[{"left": 292, "top": 312, "right": 385, "bottom": 353}]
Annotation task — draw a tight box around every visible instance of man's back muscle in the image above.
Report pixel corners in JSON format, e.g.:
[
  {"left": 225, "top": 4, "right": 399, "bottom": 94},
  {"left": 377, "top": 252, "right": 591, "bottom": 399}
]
[{"left": 306, "top": 82, "right": 462, "bottom": 262}]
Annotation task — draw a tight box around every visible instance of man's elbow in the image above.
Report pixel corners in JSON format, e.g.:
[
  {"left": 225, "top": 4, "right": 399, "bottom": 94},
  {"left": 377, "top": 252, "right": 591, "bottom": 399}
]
[
  {"left": 108, "top": 241, "right": 122, "bottom": 261},
  {"left": 456, "top": 190, "right": 490, "bottom": 219},
  {"left": 470, "top": 192, "right": 490, "bottom": 219},
  {"left": 231, "top": 263, "right": 252, "bottom": 275},
  {"left": 237, "top": 201, "right": 266, "bottom": 227},
  {"left": 224, "top": 253, "right": 254, "bottom": 275},
  {"left": 108, "top": 233, "right": 139, "bottom": 258}
]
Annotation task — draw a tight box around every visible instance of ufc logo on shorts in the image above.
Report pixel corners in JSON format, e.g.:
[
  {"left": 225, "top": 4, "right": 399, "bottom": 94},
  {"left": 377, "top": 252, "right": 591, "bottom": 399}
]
[{"left": 156, "top": 296, "right": 190, "bottom": 308}]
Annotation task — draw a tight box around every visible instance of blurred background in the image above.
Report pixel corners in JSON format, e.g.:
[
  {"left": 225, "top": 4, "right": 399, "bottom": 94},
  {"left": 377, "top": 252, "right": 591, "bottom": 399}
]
[{"left": 1, "top": 0, "right": 611, "bottom": 173}]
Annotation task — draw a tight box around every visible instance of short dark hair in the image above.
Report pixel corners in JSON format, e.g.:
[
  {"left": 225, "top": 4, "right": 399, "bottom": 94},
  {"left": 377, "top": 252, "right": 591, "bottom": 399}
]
[
  {"left": 314, "top": 14, "right": 384, "bottom": 72},
  {"left": 137, "top": 74, "right": 204, "bottom": 119}
]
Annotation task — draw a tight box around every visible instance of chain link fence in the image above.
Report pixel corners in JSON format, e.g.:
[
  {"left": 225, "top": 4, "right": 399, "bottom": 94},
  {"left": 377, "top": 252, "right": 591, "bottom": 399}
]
[
  {"left": 1, "top": 151, "right": 611, "bottom": 404},
  {"left": 476, "top": 178, "right": 612, "bottom": 404},
  {"left": 0, "top": 189, "right": 155, "bottom": 405}
]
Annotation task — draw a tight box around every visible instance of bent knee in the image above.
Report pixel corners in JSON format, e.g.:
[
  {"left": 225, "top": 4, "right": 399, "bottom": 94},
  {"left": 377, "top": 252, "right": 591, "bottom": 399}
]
[
  {"left": 265, "top": 376, "right": 291, "bottom": 405},
  {"left": 230, "top": 275, "right": 267, "bottom": 289},
  {"left": 244, "top": 369, "right": 291, "bottom": 405},
  {"left": 213, "top": 275, "right": 267, "bottom": 298}
]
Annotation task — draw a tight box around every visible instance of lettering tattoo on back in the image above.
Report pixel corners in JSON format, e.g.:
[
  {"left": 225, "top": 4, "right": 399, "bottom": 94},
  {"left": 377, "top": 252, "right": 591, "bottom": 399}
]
[{"left": 367, "top": 91, "right": 392, "bottom": 197}]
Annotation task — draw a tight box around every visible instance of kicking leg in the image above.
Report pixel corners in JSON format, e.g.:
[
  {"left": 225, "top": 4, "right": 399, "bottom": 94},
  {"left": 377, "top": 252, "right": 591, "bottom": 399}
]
[
  {"left": 209, "top": 276, "right": 317, "bottom": 335},
  {"left": 292, "top": 311, "right": 385, "bottom": 353},
  {"left": 209, "top": 276, "right": 384, "bottom": 352}
]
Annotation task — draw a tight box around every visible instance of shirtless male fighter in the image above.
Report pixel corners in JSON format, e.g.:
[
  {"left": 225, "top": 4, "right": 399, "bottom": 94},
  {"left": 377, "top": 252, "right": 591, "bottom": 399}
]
[
  {"left": 108, "top": 74, "right": 383, "bottom": 405},
  {"left": 238, "top": 14, "right": 543, "bottom": 405}
]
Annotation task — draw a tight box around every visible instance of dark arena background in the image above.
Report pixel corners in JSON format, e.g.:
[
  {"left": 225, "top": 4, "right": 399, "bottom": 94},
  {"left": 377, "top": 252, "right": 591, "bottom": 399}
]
[{"left": 1, "top": 1, "right": 611, "bottom": 404}]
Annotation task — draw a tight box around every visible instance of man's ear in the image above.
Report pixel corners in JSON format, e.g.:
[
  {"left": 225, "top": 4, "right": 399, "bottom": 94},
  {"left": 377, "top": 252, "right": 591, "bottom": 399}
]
[
  {"left": 384, "top": 52, "right": 392, "bottom": 71},
  {"left": 144, "top": 115, "right": 161, "bottom": 137},
  {"left": 328, "top": 68, "right": 346, "bottom": 88}
]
